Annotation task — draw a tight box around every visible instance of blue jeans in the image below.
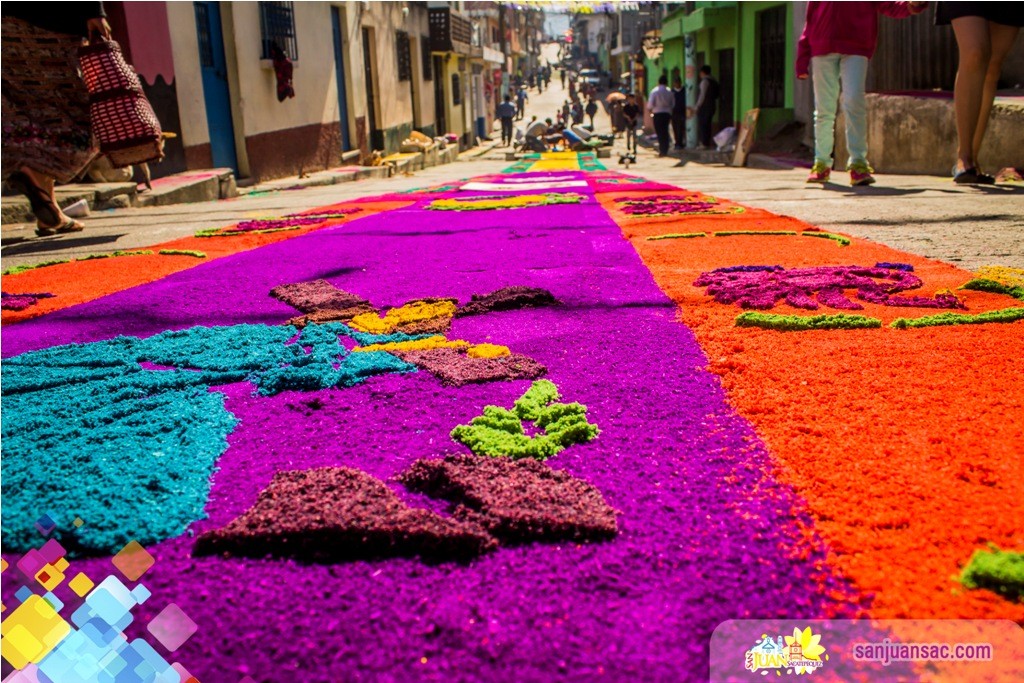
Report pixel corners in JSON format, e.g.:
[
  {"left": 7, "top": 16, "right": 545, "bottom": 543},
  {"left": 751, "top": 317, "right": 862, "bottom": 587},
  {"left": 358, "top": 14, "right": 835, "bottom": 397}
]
[{"left": 811, "top": 54, "right": 869, "bottom": 168}]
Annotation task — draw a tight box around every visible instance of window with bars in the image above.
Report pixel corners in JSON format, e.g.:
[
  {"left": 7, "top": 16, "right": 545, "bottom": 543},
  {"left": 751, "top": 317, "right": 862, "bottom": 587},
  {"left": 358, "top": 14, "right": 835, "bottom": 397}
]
[
  {"left": 421, "top": 37, "right": 432, "bottom": 80},
  {"left": 259, "top": 1, "right": 298, "bottom": 61},
  {"left": 758, "top": 5, "right": 786, "bottom": 108},
  {"left": 452, "top": 73, "right": 461, "bottom": 105},
  {"left": 194, "top": 4, "right": 214, "bottom": 67},
  {"left": 396, "top": 31, "right": 412, "bottom": 82}
]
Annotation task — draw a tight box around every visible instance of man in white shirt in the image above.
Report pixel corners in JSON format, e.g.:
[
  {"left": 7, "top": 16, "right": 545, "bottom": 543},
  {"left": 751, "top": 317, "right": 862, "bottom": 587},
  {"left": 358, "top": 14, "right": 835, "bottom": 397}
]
[{"left": 647, "top": 75, "right": 675, "bottom": 157}]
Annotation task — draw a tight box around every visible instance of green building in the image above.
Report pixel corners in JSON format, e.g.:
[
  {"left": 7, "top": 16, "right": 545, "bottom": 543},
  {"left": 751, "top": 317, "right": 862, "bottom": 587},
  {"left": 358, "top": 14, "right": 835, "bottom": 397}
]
[{"left": 649, "top": 2, "right": 797, "bottom": 138}]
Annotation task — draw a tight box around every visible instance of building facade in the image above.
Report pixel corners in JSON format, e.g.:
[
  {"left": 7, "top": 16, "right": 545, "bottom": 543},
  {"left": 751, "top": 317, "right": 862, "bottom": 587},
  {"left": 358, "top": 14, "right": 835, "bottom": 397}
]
[{"left": 103, "top": 1, "right": 542, "bottom": 183}]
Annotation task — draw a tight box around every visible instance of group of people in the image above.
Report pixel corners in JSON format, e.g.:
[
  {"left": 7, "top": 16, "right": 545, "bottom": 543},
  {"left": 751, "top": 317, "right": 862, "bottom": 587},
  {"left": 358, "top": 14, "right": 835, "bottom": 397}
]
[
  {"left": 513, "top": 65, "right": 552, "bottom": 94},
  {"left": 801, "top": 0, "right": 1020, "bottom": 186},
  {"left": 646, "top": 68, "right": 721, "bottom": 157}
]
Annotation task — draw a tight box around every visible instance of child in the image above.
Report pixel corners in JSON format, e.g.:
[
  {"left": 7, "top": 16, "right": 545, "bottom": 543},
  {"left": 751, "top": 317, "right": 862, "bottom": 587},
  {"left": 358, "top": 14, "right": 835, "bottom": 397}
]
[{"left": 797, "top": 1, "right": 926, "bottom": 185}]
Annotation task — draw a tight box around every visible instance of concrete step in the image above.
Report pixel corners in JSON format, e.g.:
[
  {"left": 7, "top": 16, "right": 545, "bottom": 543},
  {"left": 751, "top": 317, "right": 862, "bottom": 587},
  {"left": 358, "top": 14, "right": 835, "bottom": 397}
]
[
  {"left": 135, "top": 168, "right": 236, "bottom": 208},
  {"left": 2, "top": 182, "right": 137, "bottom": 225}
]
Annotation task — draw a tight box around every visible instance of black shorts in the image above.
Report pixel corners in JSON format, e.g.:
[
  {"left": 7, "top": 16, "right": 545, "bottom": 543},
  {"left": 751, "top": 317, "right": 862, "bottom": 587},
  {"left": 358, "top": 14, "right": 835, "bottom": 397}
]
[{"left": 935, "top": 2, "right": 1024, "bottom": 27}]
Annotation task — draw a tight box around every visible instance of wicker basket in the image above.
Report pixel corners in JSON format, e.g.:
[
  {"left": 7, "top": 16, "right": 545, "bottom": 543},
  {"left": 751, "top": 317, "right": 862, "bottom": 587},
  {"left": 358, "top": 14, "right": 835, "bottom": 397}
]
[{"left": 78, "top": 38, "right": 164, "bottom": 168}]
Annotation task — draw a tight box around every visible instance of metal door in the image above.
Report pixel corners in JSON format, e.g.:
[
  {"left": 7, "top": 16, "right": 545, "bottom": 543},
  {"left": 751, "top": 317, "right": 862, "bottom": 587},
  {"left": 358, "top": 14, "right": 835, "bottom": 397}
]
[{"left": 193, "top": 2, "right": 238, "bottom": 171}]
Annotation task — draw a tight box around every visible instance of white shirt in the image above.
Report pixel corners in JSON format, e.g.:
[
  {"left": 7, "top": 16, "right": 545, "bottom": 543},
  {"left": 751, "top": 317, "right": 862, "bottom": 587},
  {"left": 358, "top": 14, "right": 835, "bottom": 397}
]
[{"left": 647, "top": 85, "right": 674, "bottom": 114}]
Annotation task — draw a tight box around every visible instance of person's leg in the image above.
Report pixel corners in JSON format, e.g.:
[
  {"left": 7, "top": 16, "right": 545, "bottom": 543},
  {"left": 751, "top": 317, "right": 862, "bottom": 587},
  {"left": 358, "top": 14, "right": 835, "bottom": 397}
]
[
  {"left": 810, "top": 54, "right": 842, "bottom": 168},
  {"left": 839, "top": 55, "right": 870, "bottom": 168},
  {"left": 14, "top": 166, "right": 84, "bottom": 234},
  {"left": 655, "top": 113, "right": 671, "bottom": 155},
  {"left": 951, "top": 16, "right": 991, "bottom": 171},
  {"left": 672, "top": 113, "right": 684, "bottom": 148},
  {"left": 973, "top": 22, "right": 1021, "bottom": 164}
]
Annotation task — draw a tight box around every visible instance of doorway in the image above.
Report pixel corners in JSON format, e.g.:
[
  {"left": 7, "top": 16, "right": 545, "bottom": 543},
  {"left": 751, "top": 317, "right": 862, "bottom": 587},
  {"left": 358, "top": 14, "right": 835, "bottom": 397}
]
[
  {"left": 193, "top": 1, "right": 238, "bottom": 171},
  {"left": 361, "top": 27, "right": 382, "bottom": 151},
  {"left": 331, "top": 8, "right": 352, "bottom": 151},
  {"left": 718, "top": 48, "right": 735, "bottom": 129},
  {"left": 433, "top": 55, "right": 446, "bottom": 135}
]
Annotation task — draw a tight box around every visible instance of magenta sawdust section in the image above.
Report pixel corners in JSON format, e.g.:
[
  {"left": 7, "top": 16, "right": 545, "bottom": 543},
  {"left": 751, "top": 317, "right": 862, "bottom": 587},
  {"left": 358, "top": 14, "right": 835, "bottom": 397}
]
[{"left": 1, "top": 171, "right": 859, "bottom": 681}]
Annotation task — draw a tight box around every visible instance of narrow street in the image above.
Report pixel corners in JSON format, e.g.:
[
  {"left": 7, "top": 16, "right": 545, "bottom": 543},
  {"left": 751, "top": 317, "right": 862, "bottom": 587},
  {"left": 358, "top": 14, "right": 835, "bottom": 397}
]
[{"left": 2, "top": 4, "right": 1023, "bottom": 683}]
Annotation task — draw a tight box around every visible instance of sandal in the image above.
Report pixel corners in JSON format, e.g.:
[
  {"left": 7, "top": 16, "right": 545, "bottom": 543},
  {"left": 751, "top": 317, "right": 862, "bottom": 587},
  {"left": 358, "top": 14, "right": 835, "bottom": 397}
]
[
  {"left": 953, "top": 166, "right": 995, "bottom": 185},
  {"left": 35, "top": 218, "right": 85, "bottom": 237},
  {"left": 7, "top": 171, "right": 87, "bottom": 236}
]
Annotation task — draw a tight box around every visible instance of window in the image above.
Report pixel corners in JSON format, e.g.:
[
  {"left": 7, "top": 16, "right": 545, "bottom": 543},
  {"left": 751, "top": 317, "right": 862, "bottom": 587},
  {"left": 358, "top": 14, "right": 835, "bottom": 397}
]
[
  {"left": 194, "top": 3, "right": 214, "bottom": 68},
  {"left": 421, "top": 37, "right": 433, "bottom": 80},
  {"left": 259, "top": 1, "right": 298, "bottom": 61},
  {"left": 452, "top": 73, "right": 461, "bottom": 105},
  {"left": 758, "top": 6, "right": 786, "bottom": 108},
  {"left": 396, "top": 31, "right": 412, "bottom": 81}
]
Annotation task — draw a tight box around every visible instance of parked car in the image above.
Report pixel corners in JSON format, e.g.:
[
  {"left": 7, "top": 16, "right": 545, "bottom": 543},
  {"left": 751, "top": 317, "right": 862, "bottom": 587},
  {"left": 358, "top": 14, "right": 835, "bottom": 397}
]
[{"left": 578, "top": 69, "right": 602, "bottom": 89}]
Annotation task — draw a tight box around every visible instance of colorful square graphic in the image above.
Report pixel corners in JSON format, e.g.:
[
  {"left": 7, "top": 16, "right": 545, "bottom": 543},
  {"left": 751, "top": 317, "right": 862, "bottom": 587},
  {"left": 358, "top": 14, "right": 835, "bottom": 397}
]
[
  {"left": 0, "top": 595, "right": 72, "bottom": 668},
  {"left": 147, "top": 603, "right": 198, "bottom": 652},
  {"left": 68, "top": 572, "right": 95, "bottom": 597},
  {"left": 112, "top": 540, "right": 155, "bottom": 581}
]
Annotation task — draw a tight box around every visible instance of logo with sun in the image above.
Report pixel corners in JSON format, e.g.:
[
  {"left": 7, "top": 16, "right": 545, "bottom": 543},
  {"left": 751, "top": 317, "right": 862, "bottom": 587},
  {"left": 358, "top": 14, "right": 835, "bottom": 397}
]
[{"left": 745, "top": 626, "right": 828, "bottom": 675}]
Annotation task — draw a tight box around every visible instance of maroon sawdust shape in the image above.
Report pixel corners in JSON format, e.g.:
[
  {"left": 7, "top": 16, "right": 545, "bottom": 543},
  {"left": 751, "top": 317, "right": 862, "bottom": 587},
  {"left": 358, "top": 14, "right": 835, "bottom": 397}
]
[
  {"left": 392, "top": 348, "right": 547, "bottom": 386},
  {"left": 400, "top": 455, "right": 619, "bottom": 543},
  {"left": 193, "top": 467, "right": 496, "bottom": 563}
]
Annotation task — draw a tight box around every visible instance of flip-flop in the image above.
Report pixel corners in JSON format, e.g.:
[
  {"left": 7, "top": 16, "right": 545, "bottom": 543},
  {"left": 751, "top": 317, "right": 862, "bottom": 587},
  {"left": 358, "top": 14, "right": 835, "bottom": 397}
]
[{"left": 35, "top": 218, "right": 85, "bottom": 237}]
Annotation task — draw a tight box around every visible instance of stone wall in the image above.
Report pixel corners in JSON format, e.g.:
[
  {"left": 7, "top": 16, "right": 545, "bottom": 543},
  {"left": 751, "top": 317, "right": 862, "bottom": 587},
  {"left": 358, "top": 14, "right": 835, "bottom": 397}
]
[{"left": 833, "top": 94, "right": 1024, "bottom": 175}]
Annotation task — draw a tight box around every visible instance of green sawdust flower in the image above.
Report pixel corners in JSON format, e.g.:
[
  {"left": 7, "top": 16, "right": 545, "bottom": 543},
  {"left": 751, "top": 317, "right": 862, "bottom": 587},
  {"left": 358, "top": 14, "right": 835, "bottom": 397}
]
[{"left": 451, "top": 380, "right": 598, "bottom": 460}]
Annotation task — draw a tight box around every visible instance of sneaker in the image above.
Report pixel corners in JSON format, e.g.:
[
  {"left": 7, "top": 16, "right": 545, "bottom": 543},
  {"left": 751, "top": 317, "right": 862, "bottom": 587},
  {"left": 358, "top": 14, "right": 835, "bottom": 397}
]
[
  {"left": 849, "top": 162, "right": 876, "bottom": 186},
  {"left": 806, "top": 162, "right": 831, "bottom": 184}
]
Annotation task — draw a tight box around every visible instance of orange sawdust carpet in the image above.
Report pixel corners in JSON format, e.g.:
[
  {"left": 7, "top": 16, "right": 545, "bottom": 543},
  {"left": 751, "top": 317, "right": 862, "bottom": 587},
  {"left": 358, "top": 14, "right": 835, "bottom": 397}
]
[{"left": 599, "top": 189, "right": 1024, "bottom": 623}]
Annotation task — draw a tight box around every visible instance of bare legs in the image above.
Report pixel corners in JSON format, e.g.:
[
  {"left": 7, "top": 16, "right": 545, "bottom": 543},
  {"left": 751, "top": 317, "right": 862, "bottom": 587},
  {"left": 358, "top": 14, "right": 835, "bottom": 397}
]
[
  {"left": 15, "top": 166, "right": 83, "bottom": 235},
  {"left": 951, "top": 18, "right": 1021, "bottom": 174},
  {"left": 973, "top": 23, "right": 1021, "bottom": 162}
]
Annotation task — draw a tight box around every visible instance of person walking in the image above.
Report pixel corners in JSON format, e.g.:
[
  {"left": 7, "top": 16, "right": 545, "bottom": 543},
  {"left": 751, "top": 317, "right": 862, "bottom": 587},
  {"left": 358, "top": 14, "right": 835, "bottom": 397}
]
[
  {"left": 937, "top": 4, "right": 1023, "bottom": 184},
  {"left": 585, "top": 97, "right": 599, "bottom": 130},
  {"left": 560, "top": 68, "right": 566, "bottom": 89},
  {"left": 671, "top": 77, "right": 687, "bottom": 150},
  {"left": 571, "top": 100, "right": 584, "bottom": 126},
  {"left": 496, "top": 94, "right": 517, "bottom": 147},
  {"left": 516, "top": 85, "right": 529, "bottom": 121},
  {"left": 647, "top": 75, "right": 675, "bottom": 157},
  {"left": 2, "top": 3, "right": 111, "bottom": 236},
  {"left": 694, "top": 66, "right": 720, "bottom": 149},
  {"left": 562, "top": 100, "right": 571, "bottom": 124},
  {"left": 797, "top": 1, "right": 926, "bottom": 185},
  {"left": 623, "top": 93, "right": 641, "bottom": 153}
]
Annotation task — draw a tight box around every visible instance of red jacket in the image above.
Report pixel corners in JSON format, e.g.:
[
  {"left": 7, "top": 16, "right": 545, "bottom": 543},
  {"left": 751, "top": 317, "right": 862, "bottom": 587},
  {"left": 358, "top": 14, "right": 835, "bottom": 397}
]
[{"left": 796, "top": 2, "right": 926, "bottom": 77}]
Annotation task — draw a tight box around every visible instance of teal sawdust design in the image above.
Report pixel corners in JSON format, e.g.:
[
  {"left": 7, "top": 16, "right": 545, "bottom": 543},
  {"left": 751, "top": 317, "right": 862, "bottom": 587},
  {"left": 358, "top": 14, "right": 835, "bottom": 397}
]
[
  {"left": 890, "top": 307, "right": 1024, "bottom": 329},
  {"left": 450, "top": 380, "right": 599, "bottom": 460},
  {"left": 959, "top": 546, "right": 1024, "bottom": 602},
  {"left": 1, "top": 323, "right": 420, "bottom": 555},
  {"left": 736, "top": 312, "right": 882, "bottom": 331},
  {"left": 398, "top": 183, "right": 460, "bottom": 194},
  {"left": 503, "top": 156, "right": 537, "bottom": 173},
  {"left": 578, "top": 153, "right": 606, "bottom": 171}
]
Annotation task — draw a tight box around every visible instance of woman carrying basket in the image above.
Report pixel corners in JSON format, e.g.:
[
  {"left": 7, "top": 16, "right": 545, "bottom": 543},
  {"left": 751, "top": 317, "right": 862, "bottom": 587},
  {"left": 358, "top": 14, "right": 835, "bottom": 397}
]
[{"left": 2, "top": 3, "right": 110, "bottom": 236}]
